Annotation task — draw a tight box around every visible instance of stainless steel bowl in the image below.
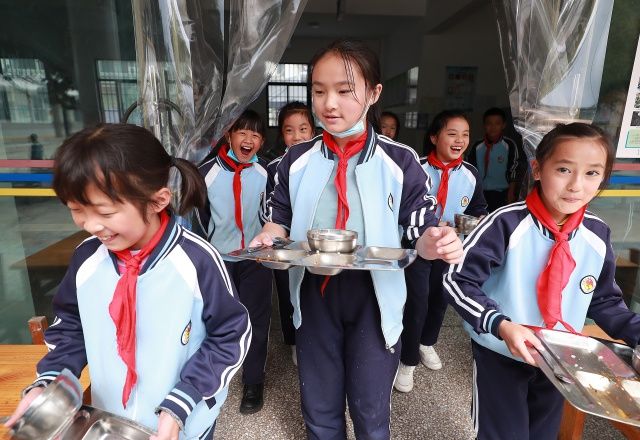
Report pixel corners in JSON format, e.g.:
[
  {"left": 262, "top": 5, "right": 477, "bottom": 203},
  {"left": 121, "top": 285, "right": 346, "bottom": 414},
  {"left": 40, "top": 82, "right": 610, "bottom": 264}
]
[
  {"left": 11, "top": 369, "right": 83, "bottom": 440},
  {"left": 454, "top": 214, "right": 480, "bottom": 235},
  {"left": 302, "top": 253, "right": 356, "bottom": 276},
  {"left": 307, "top": 229, "right": 358, "bottom": 253},
  {"left": 258, "top": 249, "right": 309, "bottom": 270},
  {"left": 633, "top": 346, "right": 640, "bottom": 373}
]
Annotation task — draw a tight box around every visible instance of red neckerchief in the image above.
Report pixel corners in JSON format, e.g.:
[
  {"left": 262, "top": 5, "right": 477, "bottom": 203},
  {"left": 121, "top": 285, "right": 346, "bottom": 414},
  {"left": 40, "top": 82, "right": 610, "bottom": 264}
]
[
  {"left": 219, "top": 145, "right": 253, "bottom": 248},
  {"left": 320, "top": 130, "right": 367, "bottom": 294},
  {"left": 110, "top": 210, "right": 170, "bottom": 408},
  {"left": 482, "top": 136, "right": 501, "bottom": 178},
  {"left": 428, "top": 151, "right": 463, "bottom": 219},
  {"left": 526, "top": 188, "right": 586, "bottom": 333}
]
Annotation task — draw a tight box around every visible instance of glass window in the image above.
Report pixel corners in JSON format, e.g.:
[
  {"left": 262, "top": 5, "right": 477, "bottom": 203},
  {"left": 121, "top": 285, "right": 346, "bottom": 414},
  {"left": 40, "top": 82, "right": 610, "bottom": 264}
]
[
  {"left": 0, "top": 1, "right": 136, "bottom": 343},
  {"left": 266, "top": 63, "right": 309, "bottom": 126}
]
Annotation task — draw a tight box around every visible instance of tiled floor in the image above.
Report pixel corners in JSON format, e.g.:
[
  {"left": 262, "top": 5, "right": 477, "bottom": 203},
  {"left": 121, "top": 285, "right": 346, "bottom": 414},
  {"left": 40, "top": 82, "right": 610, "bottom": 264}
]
[{"left": 216, "top": 304, "right": 626, "bottom": 439}]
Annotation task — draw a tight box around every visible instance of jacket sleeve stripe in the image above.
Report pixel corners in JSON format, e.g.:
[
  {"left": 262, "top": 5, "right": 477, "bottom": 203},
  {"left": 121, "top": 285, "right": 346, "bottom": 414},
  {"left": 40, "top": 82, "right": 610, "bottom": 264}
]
[
  {"left": 209, "top": 319, "right": 252, "bottom": 398},
  {"left": 443, "top": 272, "right": 483, "bottom": 317}
]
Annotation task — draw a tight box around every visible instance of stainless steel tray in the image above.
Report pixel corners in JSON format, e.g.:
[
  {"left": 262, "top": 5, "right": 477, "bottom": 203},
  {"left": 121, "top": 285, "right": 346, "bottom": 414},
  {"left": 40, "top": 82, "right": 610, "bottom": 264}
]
[
  {"left": 60, "top": 406, "right": 154, "bottom": 440},
  {"left": 227, "top": 241, "right": 417, "bottom": 275},
  {"left": 529, "top": 327, "right": 640, "bottom": 427}
]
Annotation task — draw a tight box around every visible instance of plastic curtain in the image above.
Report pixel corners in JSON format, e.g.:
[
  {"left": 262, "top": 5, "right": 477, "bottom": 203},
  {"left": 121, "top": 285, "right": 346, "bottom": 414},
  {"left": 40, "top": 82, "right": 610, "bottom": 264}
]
[
  {"left": 491, "top": 0, "right": 614, "bottom": 161},
  {"left": 131, "top": 0, "right": 306, "bottom": 213}
]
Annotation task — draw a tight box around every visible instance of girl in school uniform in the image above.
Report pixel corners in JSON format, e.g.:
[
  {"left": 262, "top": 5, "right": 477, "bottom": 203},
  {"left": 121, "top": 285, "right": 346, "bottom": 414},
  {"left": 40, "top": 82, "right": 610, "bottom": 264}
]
[
  {"left": 261, "top": 101, "right": 315, "bottom": 366},
  {"left": 395, "top": 110, "right": 487, "bottom": 392},
  {"left": 443, "top": 123, "right": 640, "bottom": 439},
  {"left": 5, "top": 124, "right": 250, "bottom": 440},
  {"left": 195, "top": 110, "right": 271, "bottom": 415},
  {"left": 252, "top": 40, "right": 463, "bottom": 440}
]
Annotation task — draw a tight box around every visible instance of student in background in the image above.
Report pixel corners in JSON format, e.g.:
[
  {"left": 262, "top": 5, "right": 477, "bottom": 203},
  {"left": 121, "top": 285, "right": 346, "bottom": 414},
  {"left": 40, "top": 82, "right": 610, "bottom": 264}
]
[
  {"left": 444, "top": 123, "right": 640, "bottom": 439},
  {"left": 253, "top": 39, "right": 462, "bottom": 440},
  {"left": 195, "top": 110, "right": 271, "bottom": 415},
  {"left": 395, "top": 110, "right": 487, "bottom": 393},
  {"left": 380, "top": 111, "right": 400, "bottom": 140},
  {"left": 5, "top": 124, "right": 250, "bottom": 440},
  {"left": 262, "top": 101, "right": 315, "bottom": 366},
  {"left": 467, "top": 107, "right": 520, "bottom": 211}
]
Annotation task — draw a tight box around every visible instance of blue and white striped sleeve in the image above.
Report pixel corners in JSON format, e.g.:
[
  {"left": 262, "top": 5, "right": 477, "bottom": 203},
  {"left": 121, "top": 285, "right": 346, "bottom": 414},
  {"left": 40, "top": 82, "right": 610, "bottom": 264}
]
[
  {"left": 157, "top": 238, "right": 251, "bottom": 429},
  {"left": 399, "top": 152, "right": 438, "bottom": 246},
  {"left": 587, "top": 225, "right": 640, "bottom": 346},
  {"left": 442, "top": 211, "right": 512, "bottom": 337}
]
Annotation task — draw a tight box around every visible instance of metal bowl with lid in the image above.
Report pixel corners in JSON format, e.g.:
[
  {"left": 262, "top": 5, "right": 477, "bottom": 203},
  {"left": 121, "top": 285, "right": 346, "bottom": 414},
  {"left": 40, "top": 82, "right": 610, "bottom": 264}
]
[
  {"left": 307, "top": 229, "right": 358, "bottom": 253},
  {"left": 11, "top": 369, "right": 83, "bottom": 440}
]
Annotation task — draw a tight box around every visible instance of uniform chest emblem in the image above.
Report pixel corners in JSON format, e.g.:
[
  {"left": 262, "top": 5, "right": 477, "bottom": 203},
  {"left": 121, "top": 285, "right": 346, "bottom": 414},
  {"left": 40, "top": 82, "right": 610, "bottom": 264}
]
[
  {"left": 388, "top": 193, "right": 394, "bottom": 211},
  {"left": 580, "top": 275, "right": 597, "bottom": 294},
  {"left": 461, "top": 196, "right": 469, "bottom": 207},
  {"left": 497, "top": 155, "right": 505, "bottom": 163},
  {"left": 181, "top": 321, "right": 192, "bottom": 345}
]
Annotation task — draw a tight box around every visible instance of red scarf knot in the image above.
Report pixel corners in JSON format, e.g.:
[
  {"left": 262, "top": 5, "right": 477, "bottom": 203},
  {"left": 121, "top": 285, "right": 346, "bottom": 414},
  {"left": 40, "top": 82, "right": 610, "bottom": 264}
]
[
  {"left": 525, "top": 188, "right": 586, "bottom": 334},
  {"left": 110, "top": 210, "right": 170, "bottom": 408},
  {"left": 427, "top": 151, "right": 463, "bottom": 220},
  {"left": 219, "top": 145, "right": 253, "bottom": 248},
  {"left": 319, "top": 131, "right": 367, "bottom": 294}
]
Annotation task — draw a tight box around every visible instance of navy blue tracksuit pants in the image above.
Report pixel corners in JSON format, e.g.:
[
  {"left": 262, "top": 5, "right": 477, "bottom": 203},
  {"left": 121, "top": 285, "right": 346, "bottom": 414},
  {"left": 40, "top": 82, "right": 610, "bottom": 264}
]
[
  {"left": 472, "top": 341, "right": 564, "bottom": 440},
  {"left": 225, "top": 260, "right": 272, "bottom": 385},
  {"left": 400, "top": 257, "right": 448, "bottom": 366},
  {"left": 296, "top": 270, "right": 400, "bottom": 440},
  {"left": 274, "top": 269, "right": 296, "bottom": 345}
]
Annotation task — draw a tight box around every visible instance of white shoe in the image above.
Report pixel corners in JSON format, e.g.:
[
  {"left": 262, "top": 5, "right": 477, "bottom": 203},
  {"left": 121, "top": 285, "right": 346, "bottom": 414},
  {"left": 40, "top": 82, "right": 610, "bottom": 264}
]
[
  {"left": 291, "top": 345, "right": 298, "bottom": 366},
  {"left": 419, "top": 345, "right": 442, "bottom": 370},
  {"left": 394, "top": 363, "right": 415, "bottom": 393}
]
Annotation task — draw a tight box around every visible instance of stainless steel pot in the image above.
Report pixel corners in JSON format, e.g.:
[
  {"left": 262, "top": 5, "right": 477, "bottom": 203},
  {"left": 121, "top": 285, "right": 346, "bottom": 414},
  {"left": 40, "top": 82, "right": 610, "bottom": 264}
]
[{"left": 307, "top": 229, "right": 358, "bottom": 253}]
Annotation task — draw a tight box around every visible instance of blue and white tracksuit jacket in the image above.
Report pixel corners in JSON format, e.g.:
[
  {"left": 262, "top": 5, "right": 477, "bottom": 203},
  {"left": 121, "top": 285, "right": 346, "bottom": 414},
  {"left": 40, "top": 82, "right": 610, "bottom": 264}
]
[
  {"left": 265, "top": 125, "right": 438, "bottom": 347},
  {"left": 32, "top": 215, "right": 251, "bottom": 438},
  {"left": 195, "top": 154, "right": 268, "bottom": 259},
  {"left": 443, "top": 202, "right": 640, "bottom": 361},
  {"left": 467, "top": 137, "right": 519, "bottom": 191},
  {"left": 421, "top": 158, "right": 487, "bottom": 222}
]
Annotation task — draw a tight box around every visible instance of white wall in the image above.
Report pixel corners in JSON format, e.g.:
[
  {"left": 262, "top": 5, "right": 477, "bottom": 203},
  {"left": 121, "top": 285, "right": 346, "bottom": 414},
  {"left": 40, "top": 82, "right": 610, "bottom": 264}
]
[{"left": 418, "top": 3, "right": 509, "bottom": 141}]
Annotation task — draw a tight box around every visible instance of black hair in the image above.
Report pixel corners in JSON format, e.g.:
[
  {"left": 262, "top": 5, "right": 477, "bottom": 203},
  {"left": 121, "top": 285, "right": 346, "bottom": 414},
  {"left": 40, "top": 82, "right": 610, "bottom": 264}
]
[
  {"left": 483, "top": 107, "right": 507, "bottom": 123},
  {"left": 277, "top": 101, "right": 314, "bottom": 134},
  {"left": 310, "top": 39, "right": 381, "bottom": 128},
  {"left": 229, "top": 109, "right": 266, "bottom": 139},
  {"left": 534, "top": 123, "right": 614, "bottom": 190},
  {"left": 53, "top": 123, "right": 205, "bottom": 218},
  {"left": 424, "top": 110, "right": 470, "bottom": 155},
  {"left": 380, "top": 111, "right": 400, "bottom": 139}
]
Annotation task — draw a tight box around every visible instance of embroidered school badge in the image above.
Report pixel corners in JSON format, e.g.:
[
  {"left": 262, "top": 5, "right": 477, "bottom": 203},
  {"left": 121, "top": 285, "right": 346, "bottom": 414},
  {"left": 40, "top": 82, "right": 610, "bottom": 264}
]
[
  {"left": 580, "top": 275, "right": 597, "bottom": 294},
  {"left": 461, "top": 196, "right": 469, "bottom": 207},
  {"left": 388, "top": 193, "right": 394, "bottom": 211},
  {"left": 181, "top": 321, "right": 192, "bottom": 345}
]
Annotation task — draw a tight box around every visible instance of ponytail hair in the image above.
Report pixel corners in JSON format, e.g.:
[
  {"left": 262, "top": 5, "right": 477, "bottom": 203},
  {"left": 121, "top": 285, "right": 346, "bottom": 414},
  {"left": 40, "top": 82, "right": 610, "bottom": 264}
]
[{"left": 170, "top": 157, "right": 206, "bottom": 215}]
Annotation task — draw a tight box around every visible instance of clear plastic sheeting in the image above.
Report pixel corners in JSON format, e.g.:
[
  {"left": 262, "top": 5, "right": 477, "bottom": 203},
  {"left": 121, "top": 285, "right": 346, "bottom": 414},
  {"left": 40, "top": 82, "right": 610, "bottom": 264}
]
[
  {"left": 130, "top": 0, "right": 306, "bottom": 215},
  {"left": 491, "top": 0, "right": 614, "bottom": 160},
  {"left": 211, "top": 0, "right": 307, "bottom": 152},
  {"left": 130, "top": 0, "right": 307, "bottom": 165}
]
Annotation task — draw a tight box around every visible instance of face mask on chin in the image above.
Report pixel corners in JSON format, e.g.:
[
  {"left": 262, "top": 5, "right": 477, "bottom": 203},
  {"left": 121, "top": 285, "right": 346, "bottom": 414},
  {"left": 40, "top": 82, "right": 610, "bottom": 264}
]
[{"left": 314, "top": 96, "right": 371, "bottom": 139}]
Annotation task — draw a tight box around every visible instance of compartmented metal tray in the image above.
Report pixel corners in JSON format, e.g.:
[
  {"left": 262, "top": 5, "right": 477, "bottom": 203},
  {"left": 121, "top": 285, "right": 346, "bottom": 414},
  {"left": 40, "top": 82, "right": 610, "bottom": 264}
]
[
  {"left": 227, "top": 241, "right": 417, "bottom": 275},
  {"left": 529, "top": 328, "right": 640, "bottom": 427},
  {"left": 59, "top": 406, "right": 154, "bottom": 440}
]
